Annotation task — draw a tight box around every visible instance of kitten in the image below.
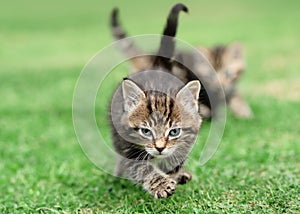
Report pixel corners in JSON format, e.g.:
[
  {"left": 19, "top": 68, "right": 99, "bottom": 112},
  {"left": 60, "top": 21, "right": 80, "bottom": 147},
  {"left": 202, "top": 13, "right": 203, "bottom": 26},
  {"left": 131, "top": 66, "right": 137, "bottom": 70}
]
[
  {"left": 111, "top": 9, "right": 253, "bottom": 119},
  {"left": 110, "top": 4, "right": 202, "bottom": 198}
]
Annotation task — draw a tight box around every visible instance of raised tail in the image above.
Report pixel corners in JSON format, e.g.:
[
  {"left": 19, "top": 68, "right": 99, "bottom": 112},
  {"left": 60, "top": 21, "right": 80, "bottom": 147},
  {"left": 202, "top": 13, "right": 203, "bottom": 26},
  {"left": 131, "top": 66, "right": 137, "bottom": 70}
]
[
  {"left": 153, "top": 3, "right": 188, "bottom": 70},
  {"left": 111, "top": 8, "right": 127, "bottom": 40},
  {"left": 110, "top": 8, "right": 152, "bottom": 72}
]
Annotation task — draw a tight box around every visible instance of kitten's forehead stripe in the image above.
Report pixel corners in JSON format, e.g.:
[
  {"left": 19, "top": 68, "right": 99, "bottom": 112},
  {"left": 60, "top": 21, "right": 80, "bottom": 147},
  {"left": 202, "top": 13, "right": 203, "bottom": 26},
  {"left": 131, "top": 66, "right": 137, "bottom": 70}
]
[
  {"left": 147, "top": 95, "right": 153, "bottom": 114},
  {"left": 151, "top": 94, "right": 156, "bottom": 113},
  {"left": 129, "top": 91, "right": 182, "bottom": 130},
  {"left": 163, "top": 95, "right": 167, "bottom": 115},
  {"left": 166, "top": 98, "right": 174, "bottom": 124},
  {"left": 164, "top": 96, "right": 169, "bottom": 125}
]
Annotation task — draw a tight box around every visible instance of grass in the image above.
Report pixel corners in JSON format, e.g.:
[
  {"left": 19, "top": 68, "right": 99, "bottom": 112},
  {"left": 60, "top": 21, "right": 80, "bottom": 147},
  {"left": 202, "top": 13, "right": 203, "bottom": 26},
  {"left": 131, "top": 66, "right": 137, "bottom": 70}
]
[{"left": 1, "top": 0, "right": 300, "bottom": 213}]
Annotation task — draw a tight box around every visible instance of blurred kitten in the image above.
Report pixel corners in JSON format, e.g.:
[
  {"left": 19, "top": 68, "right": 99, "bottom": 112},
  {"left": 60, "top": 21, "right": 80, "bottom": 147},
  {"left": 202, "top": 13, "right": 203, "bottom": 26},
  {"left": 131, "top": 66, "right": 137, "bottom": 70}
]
[{"left": 111, "top": 9, "right": 253, "bottom": 119}]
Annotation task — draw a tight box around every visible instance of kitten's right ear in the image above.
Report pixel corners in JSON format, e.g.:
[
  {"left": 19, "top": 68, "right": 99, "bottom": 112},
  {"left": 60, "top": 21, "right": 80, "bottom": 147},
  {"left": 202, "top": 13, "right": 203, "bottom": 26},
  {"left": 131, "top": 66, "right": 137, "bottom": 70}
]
[
  {"left": 176, "top": 80, "right": 201, "bottom": 111},
  {"left": 122, "top": 79, "right": 145, "bottom": 112}
]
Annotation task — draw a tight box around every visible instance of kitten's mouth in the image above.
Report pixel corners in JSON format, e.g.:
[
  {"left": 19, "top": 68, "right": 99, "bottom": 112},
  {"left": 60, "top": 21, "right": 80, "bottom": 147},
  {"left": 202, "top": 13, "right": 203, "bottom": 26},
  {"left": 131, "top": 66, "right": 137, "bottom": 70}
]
[{"left": 148, "top": 150, "right": 174, "bottom": 158}]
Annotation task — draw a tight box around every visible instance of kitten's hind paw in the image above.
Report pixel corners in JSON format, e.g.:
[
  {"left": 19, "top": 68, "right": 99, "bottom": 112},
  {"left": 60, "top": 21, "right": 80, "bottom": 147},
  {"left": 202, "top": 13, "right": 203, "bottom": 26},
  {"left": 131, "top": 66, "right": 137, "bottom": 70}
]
[
  {"left": 176, "top": 171, "right": 192, "bottom": 184},
  {"left": 145, "top": 177, "right": 177, "bottom": 198}
]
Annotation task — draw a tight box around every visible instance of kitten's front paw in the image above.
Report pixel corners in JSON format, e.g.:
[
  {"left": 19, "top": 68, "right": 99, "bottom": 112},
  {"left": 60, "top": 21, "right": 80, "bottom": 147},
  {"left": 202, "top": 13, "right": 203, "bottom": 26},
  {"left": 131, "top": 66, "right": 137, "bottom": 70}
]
[{"left": 145, "top": 177, "right": 177, "bottom": 198}]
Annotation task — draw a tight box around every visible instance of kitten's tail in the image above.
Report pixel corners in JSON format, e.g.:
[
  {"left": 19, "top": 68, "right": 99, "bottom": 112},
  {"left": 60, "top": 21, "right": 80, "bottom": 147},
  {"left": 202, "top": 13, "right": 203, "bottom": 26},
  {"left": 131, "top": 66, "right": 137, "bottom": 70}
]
[
  {"left": 110, "top": 8, "right": 151, "bottom": 72},
  {"left": 111, "top": 8, "right": 126, "bottom": 40},
  {"left": 153, "top": 3, "right": 188, "bottom": 70}
]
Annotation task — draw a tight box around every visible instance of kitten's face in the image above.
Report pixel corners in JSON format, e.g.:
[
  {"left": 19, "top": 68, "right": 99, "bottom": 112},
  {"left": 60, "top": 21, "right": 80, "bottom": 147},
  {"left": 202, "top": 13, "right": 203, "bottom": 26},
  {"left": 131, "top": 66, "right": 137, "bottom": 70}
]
[
  {"left": 216, "top": 43, "right": 245, "bottom": 86},
  {"left": 121, "top": 79, "right": 202, "bottom": 158},
  {"left": 128, "top": 94, "right": 184, "bottom": 158},
  {"left": 198, "top": 43, "right": 245, "bottom": 89}
]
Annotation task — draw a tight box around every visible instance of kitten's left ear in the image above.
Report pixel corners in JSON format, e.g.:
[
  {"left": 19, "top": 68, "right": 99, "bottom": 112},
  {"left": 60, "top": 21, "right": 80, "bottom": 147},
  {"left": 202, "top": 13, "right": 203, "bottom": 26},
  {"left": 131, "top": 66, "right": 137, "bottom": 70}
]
[
  {"left": 176, "top": 80, "right": 201, "bottom": 109},
  {"left": 122, "top": 79, "right": 145, "bottom": 112},
  {"left": 227, "top": 42, "right": 244, "bottom": 60}
]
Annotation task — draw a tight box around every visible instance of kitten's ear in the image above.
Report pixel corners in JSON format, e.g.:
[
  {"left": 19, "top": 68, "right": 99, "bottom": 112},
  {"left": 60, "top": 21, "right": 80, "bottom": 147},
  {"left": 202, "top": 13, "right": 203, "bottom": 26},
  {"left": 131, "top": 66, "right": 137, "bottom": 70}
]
[
  {"left": 226, "top": 42, "right": 244, "bottom": 60},
  {"left": 176, "top": 80, "right": 201, "bottom": 109},
  {"left": 122, "top": 79, "right": 145, "bottom": 112}
]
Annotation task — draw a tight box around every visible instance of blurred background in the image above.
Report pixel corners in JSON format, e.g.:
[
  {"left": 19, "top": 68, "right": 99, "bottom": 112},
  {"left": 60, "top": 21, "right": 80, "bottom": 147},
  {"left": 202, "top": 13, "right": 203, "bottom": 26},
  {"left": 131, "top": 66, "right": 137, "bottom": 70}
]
[
  {"left": 1, "top": 0, "right": 299, "bottom": 212},
  {"left": 2, "top": 0, "right": 299, "bottom": 109}
]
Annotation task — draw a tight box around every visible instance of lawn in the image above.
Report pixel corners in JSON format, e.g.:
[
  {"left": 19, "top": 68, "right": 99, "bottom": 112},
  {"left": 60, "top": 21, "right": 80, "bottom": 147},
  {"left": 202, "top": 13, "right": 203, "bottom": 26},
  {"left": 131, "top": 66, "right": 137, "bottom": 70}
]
[{"left": 1, "top": 0, "right": 299, "bottom": 213}]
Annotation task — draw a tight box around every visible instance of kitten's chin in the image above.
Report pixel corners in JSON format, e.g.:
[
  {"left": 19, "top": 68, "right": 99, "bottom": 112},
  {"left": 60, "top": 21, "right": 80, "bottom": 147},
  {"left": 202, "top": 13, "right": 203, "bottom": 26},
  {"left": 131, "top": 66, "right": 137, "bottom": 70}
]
[
  {"left": 154, "top": 154, "right": 171, "bottom": 159},
  {"left": 146, "top": 149, "right": 175, "bottom": 159}
]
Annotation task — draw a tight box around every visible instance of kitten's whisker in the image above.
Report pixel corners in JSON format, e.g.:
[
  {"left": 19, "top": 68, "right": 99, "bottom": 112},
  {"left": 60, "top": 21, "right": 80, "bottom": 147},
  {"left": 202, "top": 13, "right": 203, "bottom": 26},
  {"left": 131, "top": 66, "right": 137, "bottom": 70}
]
[
  {"left": 135, "top": 150, "right": 148, "bottom": 161},
  {"left": 127, "top": 148, "right": 144, "bottom": 159}
]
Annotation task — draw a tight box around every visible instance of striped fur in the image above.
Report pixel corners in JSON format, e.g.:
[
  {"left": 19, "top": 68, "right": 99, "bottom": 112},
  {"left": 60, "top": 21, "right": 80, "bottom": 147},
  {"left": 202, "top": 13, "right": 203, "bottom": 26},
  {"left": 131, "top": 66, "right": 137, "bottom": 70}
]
[{"left": 110, "top": 4, "right": 202, "bottom": 198}]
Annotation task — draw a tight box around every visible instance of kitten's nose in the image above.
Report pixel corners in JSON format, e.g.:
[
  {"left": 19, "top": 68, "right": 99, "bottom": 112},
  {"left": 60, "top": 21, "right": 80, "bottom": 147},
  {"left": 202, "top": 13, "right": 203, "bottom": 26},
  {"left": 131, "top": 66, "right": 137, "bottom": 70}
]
[{"left": 155, "top": 147, "right": 165, "bottom": 153}]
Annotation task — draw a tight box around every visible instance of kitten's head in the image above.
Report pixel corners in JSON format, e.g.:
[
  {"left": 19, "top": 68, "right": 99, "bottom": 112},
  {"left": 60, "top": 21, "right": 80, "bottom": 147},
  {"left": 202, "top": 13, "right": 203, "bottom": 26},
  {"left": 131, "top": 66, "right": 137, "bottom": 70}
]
[
  {"left": 121, "top": 79, "right": 202, "bottom": 158},
  {"left": 199, "top": 43, "right": 245, "bottom": 85},
  {"left": 218, "top": 43, "right": 245, "bottom": 85}
]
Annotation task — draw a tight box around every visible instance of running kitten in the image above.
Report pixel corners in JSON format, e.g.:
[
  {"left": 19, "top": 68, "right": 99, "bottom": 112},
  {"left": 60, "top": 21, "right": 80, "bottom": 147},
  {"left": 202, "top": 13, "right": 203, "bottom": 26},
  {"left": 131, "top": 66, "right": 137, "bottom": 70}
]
[
  {"left": 110, "top": 4, "right": 202, "bottom": 198},
  {"left": 111, "top": 9, "right": 253, "bottom": 119}
]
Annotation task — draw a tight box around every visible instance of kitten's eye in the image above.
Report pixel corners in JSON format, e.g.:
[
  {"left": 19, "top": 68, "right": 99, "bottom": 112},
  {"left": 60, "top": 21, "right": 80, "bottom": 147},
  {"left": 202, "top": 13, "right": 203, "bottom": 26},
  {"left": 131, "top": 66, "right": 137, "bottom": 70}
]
[
  {"left": 169, "top": 128, "right": 181, "bottom": 137},
  {"left": 139, "top": 128, "right": 152, "bottom": 137}
]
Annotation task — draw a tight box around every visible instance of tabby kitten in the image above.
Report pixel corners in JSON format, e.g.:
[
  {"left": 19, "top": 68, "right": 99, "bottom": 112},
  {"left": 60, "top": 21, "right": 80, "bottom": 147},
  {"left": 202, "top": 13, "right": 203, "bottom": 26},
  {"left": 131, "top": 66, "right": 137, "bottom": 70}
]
[
  {"left": 111, "top": 9, "right": 253, "bottom": 119},
  {"left": 110, "top": 4, "right": 202, "bottom": 198}
]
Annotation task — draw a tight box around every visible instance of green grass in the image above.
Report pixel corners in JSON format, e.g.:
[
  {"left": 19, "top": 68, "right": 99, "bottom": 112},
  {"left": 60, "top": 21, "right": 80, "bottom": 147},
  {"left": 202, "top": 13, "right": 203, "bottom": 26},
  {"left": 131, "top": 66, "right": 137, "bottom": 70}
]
[{"left": 1, "top": 0, "right": 300, "bottom": 213}]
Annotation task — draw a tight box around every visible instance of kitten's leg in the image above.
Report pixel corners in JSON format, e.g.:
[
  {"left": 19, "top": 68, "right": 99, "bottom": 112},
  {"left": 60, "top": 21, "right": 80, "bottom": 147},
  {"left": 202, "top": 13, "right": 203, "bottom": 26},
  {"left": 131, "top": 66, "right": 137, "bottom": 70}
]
[
  {"left": 170, "top": 168, "right": 192, "bottom": 185},
  {"left": 199, "top": 104, "right": 211, "bottom": 119},
  {"left": 143, "top": 171, "right": 177, "bottom": 198},
  {"left": 229, "top": 92, "right": 253, "bottom": 118},
  {"left": 121, "top": 158, "right": 177, "bottom": 198}
]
